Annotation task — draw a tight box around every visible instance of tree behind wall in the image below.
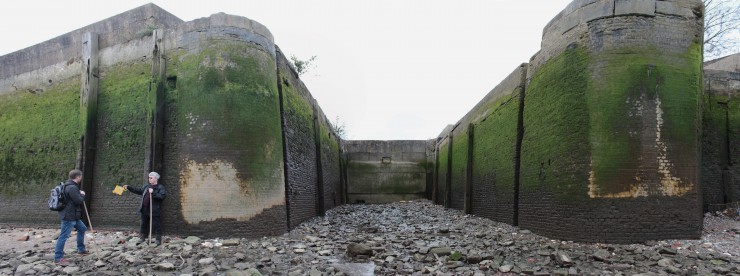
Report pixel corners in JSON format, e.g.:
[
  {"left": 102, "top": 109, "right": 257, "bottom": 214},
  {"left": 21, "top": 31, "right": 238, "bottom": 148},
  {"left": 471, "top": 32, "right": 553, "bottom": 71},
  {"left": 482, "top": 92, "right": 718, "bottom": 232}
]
[{"left": 703, "top": 0, "right": 740, "bottom": 60}]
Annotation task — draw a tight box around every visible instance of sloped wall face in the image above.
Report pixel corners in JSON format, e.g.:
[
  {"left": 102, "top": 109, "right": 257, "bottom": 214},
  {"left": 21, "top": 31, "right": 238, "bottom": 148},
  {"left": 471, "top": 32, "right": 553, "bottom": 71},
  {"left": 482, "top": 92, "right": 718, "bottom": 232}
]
[
  {"left": 317, "top": 115, "right": 342, "bottom": 210},
  {"left": 0, "top": 78, "right": 81, "bottom": 224},
  {"left": 469, "top": 70, "right": 525, "bottom": 225},
  {"left": 434, "top": 138, "right": 450, "bottom": 205},
  {"left": 164, "top": 30, "right": 287, "bottom": 237},
  {"left": 449, "top": 129, "right": 468, "bottom": 211},
  {"left": 345, "top": 141, "right": 429, "bottom": 204},
  {"left": 90, "top": 61, "right": 152, "bottom": 227},
  {"left": 702, "top": 70, "right": 740, "bottom": 210},
  {"left": 276, "top": 50, "right": 319, "bottom": 228},
  {"left": 519, "top": 0, "right": 704, "bottom": 242}
]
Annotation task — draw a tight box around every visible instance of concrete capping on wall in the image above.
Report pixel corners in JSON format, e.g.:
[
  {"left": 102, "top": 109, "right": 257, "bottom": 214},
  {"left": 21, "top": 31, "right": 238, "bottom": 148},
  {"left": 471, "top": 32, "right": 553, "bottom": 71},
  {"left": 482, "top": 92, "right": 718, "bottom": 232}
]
[
  {"left": 0, "top": 5, "right": 278, "bottom": 96},
  {"left": 175, "top": 12, "right": 276, "bottom": 58},
  {"left": 541, "top": 0, "right": 699, "bottom": 49},
  {"left": 435, "top": 64, "right": 527, "bottom": 142},
  {"left": 705, "top": 53, "right": 740, "bottom": 72},
  {"left": 0, "top": 3, "right": 182, "bottom": 81}
]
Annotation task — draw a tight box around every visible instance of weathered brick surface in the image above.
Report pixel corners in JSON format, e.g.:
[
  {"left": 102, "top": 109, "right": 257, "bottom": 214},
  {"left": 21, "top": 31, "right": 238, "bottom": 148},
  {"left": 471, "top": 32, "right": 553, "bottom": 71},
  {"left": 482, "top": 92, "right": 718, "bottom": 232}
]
[
  {"left": 160, "top": 16, "right": 287, "bottom": 238},
  {"left": 449, "top": 129, "right": 468, "bottom": 211},
  {"left": 437, "top": 0, "right": 705, "bottom": 242},
  {"left": 469, "top": 66, "right": 526, "bottom": 225},
  {"left": 519, "top": 1, "right": 704, "bottom": 243},
  {"left": 89, "top": 61, "right": 151, "bottom": 228},
  {"left": 435, "top": 138, "right": 450, "bottom": 206},
  {"left": 317, "top": 110, "right": 342, "bottom": 211},
  {"left": 276, "top": 49, "right": 319, "bottom": 228},
  {"left": 702, "top": 69, "right": 740, "bottom": 210}
]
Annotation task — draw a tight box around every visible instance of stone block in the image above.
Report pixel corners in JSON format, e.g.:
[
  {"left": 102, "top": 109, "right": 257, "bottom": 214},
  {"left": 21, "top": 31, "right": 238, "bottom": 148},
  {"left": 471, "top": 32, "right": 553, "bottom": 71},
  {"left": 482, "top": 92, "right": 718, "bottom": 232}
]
[
  {"left": 655, "top": 1, "right": 694, "bottom": 18},
  {"left": 582, "top": 0, "right": 615, "bottom": 22},
  {"left": 563, "top": 0, "right": 603, "bottom": 15},
  {"left": 615, "top": 0, "right": 656, "bottom": 16}
]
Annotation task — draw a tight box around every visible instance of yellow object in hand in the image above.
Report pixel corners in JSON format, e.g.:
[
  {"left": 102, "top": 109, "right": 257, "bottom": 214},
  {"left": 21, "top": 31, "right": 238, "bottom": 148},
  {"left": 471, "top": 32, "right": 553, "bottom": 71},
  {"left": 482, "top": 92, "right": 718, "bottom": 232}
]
[{"left": 112, "top": 185, "right": 125, "bottom": 195}]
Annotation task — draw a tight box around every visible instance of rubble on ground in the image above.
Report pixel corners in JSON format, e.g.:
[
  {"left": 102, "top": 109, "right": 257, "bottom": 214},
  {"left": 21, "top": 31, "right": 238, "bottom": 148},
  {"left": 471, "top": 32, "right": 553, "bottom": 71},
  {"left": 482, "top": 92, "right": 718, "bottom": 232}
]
[{"left": 1, "top": 200, "right": 738, "bottom": 275}]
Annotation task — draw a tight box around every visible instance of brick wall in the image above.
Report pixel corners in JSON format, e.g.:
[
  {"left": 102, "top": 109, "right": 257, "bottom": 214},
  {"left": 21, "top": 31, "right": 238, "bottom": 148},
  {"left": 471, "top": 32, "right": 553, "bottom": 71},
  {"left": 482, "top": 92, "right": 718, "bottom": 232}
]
[
  {"left": 520, "top": 1, "right": 704, "bottom": 243},
  {"left": 160, "top": 17, "right": 288, "bottom": 238},
  {"left": 469, "top": 66, "right": 526, "bottom": 225},
  {"left": 88, "top": 61, "right": 151, "bottom": 228},
  {"left": 317, "top": 114, "right": 342, "bottom": 210},
  {"left": 702, "top": 69, "right": 740, "bottom": 210},
  {"left": 435, "top": 138, "right": 450, "bottom": 206},
  {"left": 435, "top": 0, "right": 705, "bottom": 242},
  {"left": 276, "top": 48, "right": 319, "bottom": 228}
]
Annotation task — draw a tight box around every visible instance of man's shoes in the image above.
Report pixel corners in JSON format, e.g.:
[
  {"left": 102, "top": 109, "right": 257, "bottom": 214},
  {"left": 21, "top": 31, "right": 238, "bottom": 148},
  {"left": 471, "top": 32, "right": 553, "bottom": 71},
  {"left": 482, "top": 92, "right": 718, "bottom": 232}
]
[
  {"left": 54, "top": 258, "right": 71, "bottom": 266},
  {"left": 77, "top": 250, "right": 89, "bottom": 256}
]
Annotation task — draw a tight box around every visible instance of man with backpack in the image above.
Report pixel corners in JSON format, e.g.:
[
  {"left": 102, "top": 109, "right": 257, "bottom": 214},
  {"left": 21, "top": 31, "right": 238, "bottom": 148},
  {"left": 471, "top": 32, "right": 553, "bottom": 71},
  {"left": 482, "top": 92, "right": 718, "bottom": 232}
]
[{"left": 53, "top": 169, "right": 88, "bottom": 266}]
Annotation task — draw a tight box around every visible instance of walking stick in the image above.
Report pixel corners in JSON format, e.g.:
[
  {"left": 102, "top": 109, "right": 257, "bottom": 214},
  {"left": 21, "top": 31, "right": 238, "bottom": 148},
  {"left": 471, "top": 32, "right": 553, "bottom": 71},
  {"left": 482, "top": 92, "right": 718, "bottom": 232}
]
[
  {"left": 82, "top": 201, "right": 101, "bottom": 260},
  {"left": 149, "top": 188, "right": 153, "bottom": 246}
]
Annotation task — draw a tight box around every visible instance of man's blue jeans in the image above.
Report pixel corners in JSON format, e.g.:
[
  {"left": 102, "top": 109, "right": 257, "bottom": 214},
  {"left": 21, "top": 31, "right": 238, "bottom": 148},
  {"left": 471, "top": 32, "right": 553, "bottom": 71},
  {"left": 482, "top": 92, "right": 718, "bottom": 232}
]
[{"left": 54, "top": 219, "right": 87, "bottom": 261}]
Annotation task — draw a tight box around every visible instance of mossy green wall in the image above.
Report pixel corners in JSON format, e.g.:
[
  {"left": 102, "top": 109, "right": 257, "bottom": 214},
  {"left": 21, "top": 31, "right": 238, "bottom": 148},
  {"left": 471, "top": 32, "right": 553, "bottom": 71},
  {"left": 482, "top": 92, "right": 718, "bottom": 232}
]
[
  {"left": 435, "top": 139, "right": 449, "bottom": 205},
  {"left": 90, "top": 60, "right": 152, "bottom": 226},
  {"left": 520, "top": 45, "right": 591, "bottom": 199},
  {"left": 521, "top": 42, "right": 701, "bottom": 200},
  {"left": 0, "top": 79, "right": 81, "bottom": 196},
  {"left": 586, "top": 44, "right": 701, "bottom": 197},
  {"left": 702, "top": 91, "right": 740, "bottom": 208},
  {"left": 449, "top": 130, "right": 468, "bottom": 210},
  {"left": 470, "top": 90, "right": 521, "bottom": 223},
  {"left": 318, "top": 115, "right": 341, "bottom": 209},
  {"left": 171, "top": 40, "right": 285, "bottom": 224}
]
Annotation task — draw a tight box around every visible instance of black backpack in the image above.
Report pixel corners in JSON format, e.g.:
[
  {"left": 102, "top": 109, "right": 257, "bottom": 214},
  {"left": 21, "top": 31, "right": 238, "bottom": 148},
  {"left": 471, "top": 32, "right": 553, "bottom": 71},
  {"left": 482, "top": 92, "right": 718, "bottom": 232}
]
[{"left": 48, "top": 182, "right": 68, "bottom": 211}]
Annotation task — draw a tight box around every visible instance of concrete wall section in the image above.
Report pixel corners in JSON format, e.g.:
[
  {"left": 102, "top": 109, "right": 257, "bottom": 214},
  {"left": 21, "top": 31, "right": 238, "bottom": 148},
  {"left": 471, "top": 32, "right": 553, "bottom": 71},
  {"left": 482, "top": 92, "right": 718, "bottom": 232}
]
[
  {"left": 345, "top": 140, "right": 429, "bottom": 204},
  {"left": 0, "top": 3, "right": 183, "bottom": 94}
]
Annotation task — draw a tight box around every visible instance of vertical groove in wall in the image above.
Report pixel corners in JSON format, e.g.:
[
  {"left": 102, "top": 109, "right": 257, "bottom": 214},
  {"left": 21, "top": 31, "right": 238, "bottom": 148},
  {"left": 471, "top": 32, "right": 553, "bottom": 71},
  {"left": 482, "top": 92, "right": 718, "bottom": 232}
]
[
  {"left": 446, "top": 132, "right": 453, "bottom": 208},
  {"left": 313, "top": 103, "right": 325, "bottom": 216},
  {"left": 276, "top": 51, "right": 292, "bottom": 229},
  {"left": 147, "top": 29, "right": 167, "bottom": 176},
  {"left": 513, "top": 86, "right": 525, "bottom": 226},
  {"left": 433, "top": 144, "right": 440, "bottom": 203},
  {"left": 465, "top": 124, "right": 474, "bottom": 214},
  {"left": 80, "top": 32, "right": 99, "bottom": 223}
]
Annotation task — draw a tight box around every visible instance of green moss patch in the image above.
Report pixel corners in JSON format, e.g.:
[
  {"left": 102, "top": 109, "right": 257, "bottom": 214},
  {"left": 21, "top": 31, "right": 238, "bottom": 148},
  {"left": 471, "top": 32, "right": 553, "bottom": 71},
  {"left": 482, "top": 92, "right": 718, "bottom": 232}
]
[{"left": 0, "top": 79, "right": 81, "bottom": 196}]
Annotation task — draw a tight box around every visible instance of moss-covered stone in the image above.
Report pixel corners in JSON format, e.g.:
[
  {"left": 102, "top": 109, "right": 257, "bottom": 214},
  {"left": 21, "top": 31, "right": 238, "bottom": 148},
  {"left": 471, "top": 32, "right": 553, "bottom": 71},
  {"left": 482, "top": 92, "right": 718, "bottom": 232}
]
[
  {"left": 0, "top": 79, "right": 81, "bottom": 196},
  {"left": 170, "top": 40, "right": 284, "bottom": 224},
  {"left": 94, "top": 61, "right": 152, "bottom": 191},
  {"left": 521, "top": 41, "right": 701, "bottom": 201},
  {"left": 520, "top": 45, "right": 591, "bottom": 200}
]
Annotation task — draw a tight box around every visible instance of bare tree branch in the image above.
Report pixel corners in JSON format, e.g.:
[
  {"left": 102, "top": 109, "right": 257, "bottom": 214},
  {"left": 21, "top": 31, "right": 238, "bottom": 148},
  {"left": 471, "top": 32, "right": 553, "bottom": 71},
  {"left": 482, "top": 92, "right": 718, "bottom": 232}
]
[{"left": 703, "top": 0, "right": 740, "bottom": 60}]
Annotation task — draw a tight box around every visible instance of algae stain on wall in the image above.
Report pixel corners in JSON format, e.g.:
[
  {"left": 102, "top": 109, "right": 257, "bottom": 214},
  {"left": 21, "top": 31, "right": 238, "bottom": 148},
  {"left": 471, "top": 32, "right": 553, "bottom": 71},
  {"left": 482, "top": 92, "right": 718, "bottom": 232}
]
[
  {"left": 587, "top": 96, "right": 694, "bottom": 198},
  {"left": 586, "top": 46, "right": 700, "bottom": 198},
  {"left": 180, "top": 159, "right": 285, "bottom": 224}
]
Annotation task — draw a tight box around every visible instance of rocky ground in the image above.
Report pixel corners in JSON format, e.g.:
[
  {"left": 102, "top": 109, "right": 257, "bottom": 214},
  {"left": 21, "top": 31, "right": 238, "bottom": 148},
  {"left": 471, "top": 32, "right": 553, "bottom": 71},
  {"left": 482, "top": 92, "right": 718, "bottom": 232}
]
[{"left": 1, "top": 200, "right": 739, "bottom": 275}]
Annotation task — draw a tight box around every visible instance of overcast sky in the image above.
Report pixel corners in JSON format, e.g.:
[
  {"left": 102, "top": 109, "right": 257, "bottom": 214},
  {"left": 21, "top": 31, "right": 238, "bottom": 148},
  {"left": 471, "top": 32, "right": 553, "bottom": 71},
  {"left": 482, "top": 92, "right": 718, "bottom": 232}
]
[{"left": 3, "top": 0, "right": 590, "bottom": 140}]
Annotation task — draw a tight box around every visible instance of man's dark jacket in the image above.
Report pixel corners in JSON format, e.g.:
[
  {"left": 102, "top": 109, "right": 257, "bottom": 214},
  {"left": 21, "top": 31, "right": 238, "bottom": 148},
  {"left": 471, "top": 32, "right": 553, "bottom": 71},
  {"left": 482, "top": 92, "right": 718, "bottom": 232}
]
[
  {"left": 128, "top": 183, "right": 166, "bottom": 216},
  {"left": 58, "top": 179, "right": 85, "bottom": 221}
]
